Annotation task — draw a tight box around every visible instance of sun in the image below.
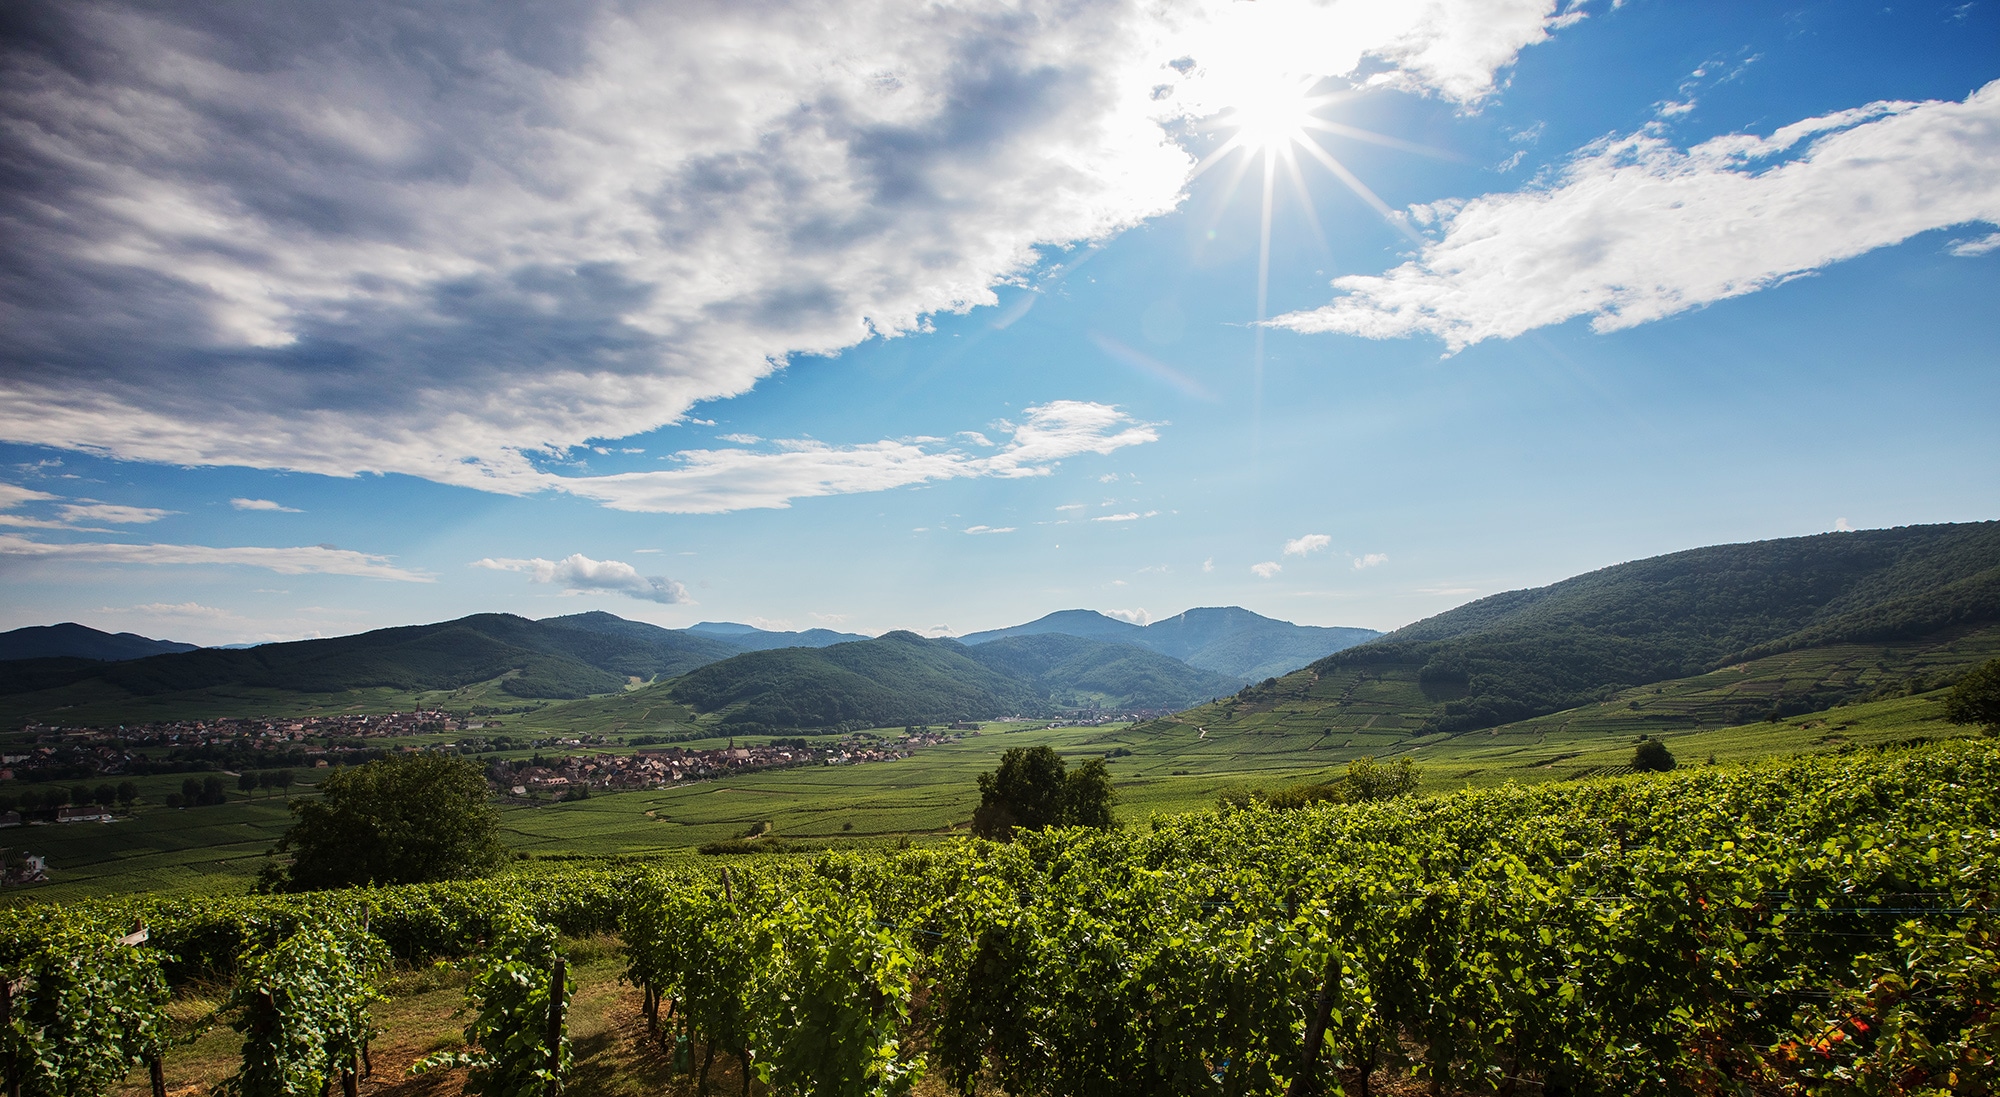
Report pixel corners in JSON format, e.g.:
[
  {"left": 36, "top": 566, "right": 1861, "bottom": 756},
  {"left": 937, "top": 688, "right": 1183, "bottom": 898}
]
[{"left": 1221, "top": 77, "right": 1320, "bottom": 155}]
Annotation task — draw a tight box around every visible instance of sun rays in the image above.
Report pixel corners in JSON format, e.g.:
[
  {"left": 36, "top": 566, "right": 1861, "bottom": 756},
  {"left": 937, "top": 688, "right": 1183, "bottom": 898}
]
[{"left": 1186, "top": 76, "right": 1444, "bottom": 443}]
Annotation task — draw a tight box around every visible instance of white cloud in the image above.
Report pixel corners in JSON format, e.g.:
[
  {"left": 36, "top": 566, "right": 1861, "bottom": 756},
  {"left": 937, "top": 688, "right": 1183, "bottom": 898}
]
[
  {"left": 1251, "top": 561, "right": 1283, "bottom": 579},
  {"left": 1283, "top": 533, "right": 1332, "bottom": 556},
  {"left": 1354, "top": 552, "right": 1389, "bottom": 569},
  {"left": 1104, "top": 607, "right": 1152, "bottom": 625},
  {"left": 1835, "top": 517, "right": 1854, "bottom": 532},
  {"left": 1272, "top": 80, "right": 2000, "bottom": 352},
  {"left": 558, "top": 401, "right": 1156, "bottom": 514},
  {"left": 0, "top": 484, "right": 58, "bottom": 511},
  {"left": 1202, "top": 557, "right": 1214, "bottom": 573},
  {"left": 232, "top": 498, "right": 303, "bottom": 512},
  {"left": 1093, "top": 509, "right": 1159, "bottom": 523},
  {"left": 0, "top": 534, "right": 428, "bottom": 580},
  {"left": 0, "top": 0, "right": 1575, "bottom": 496},
  {"left": 963, "top": 525, "right": 1015, "bottom": 535},
  {"left": 58, "top": 502, "right": 174, "bottom": 525},
  {"left": 1949, "top": 231, "right": 2000, "bottom": 256},
  {"left": 474, "top": 553, "right": 690, "bottom": 604},
  {"left": 809, "top": 612, "right": 850, "bottom": 625},
  {"left": 716, "top": 434, "right": 763, "bottom": 445}
]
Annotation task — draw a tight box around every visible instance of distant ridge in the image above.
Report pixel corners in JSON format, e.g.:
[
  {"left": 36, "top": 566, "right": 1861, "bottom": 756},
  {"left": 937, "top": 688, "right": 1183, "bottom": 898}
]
[
  {"left": 0, "top": 623, "right": 196, "bottom": 663},
  {"left": 659, "top": 630, "right": 1244, "bottom": 731},
  {"left": 684, "top": 621, "right": 871, "bottom": 651},
  {"left": 960, "top": 606, "right": 1380, "bottom": 681}
]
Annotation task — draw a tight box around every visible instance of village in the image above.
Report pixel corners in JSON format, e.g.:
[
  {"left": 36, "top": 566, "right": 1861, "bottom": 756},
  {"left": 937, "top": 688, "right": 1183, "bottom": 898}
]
[{"left": 493, "top": 727, "right": 969, "bottom": 797}]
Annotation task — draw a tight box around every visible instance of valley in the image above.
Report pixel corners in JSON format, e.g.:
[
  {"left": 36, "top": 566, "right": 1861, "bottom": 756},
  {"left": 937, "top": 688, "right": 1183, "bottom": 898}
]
[{"left": 2, "top": 520, "right": 1997, "bottom": 903}]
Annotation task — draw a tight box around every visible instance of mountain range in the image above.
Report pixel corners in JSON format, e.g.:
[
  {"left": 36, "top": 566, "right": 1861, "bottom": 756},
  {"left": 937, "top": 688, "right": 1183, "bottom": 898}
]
[
  {"left": 0, "top": 604, "right": 1359, "bottom": 726},
  {"left": 661, "top": 631, "right": 1245, "bottom": 730},
  {"left": 960, "top": 607, "right": 1379, "bottom": 680},
  {"left": 0, "top": 623, "right": 197, "bottom": 663}
]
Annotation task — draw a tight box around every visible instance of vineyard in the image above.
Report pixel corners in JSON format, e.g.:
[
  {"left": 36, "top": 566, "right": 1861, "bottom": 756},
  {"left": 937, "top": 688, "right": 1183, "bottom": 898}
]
[{"left": 2, "top": 742, "right": 1995, "bottom": 1096}]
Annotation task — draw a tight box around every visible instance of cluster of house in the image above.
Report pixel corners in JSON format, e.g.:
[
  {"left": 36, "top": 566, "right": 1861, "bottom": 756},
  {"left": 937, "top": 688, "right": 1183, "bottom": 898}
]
[{"left": 495, "top": 730, "right": 965, "bottom": 795}]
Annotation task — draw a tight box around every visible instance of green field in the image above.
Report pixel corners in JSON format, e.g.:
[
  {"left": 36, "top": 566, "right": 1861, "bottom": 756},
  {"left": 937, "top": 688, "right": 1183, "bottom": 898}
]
[{"left": 5, "top": 677, "right": 1978, "bottom": 905}]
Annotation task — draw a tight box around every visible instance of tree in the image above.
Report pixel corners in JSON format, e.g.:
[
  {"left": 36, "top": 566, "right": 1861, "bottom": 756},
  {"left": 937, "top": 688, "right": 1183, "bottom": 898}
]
[
  {"left": 1944, "top": 657, "right": 2000, "bottom": 734},
  {"left": 116, "top": 781, "right": 138, "bottom": 807},
  {"left": 268, "top": 753, "right": 504, "bottom": 891},
  {"left": 238, "top": 772, "right": 259, "bottom": 795},
  {"left": 274, "top": 769, "right": 295, "bottom": 796},
  {"left": 201, "top": 775, "right": 227, "bottom": 805},
  {"left": 1342, "top": 756, "right": 1419, "bottom": 802},
  {"left": 1632, "top": 738, "right": 1677, "bottom": 772},
  {"left": 970, "top": 746, "right": 1116, "bottom": 839},
  {"left": 92, "top": 784, "right": 116, "bottom": 808}
]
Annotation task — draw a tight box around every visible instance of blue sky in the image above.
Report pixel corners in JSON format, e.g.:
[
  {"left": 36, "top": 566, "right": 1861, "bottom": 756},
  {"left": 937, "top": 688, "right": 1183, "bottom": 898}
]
[{"left": 2, "top": 0, "right": 1996, "bottom": 645}]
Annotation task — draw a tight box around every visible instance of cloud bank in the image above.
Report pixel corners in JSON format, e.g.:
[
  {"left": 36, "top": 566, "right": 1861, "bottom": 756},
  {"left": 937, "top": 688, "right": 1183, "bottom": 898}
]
[
  {"left": 0, "top": 0, "right": 1579, "bottom": 495},
  {"left": 475, "top": 553, "right": 691, "bottom": 604},
  {"left": 1272, "top": 80, "right": 2000, "bottom": 351}
]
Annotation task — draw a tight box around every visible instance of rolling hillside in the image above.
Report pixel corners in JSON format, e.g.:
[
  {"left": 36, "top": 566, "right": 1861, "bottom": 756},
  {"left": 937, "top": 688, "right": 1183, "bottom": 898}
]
[
  {"left": 1132, "top": 521, "right": 2000, "bottom": 755},
  {"left": 960, "top": 606, "right": 1379, "bottom": 680},
  {"left": 0, "top": 623, "right": 196, "bottom": 662},
  {"left": 0, "top": 613, "right": 742, "bottom": 722},
  {"left": 659, "top": 630, "right": 1244, "bottom": 731}
]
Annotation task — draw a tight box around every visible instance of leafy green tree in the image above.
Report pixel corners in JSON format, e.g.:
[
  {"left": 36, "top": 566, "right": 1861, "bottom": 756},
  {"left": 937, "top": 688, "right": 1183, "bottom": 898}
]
[
  {"left": 1944, "top": 657, "right": 2000, "bottom": 733},
  {"left": 268, "top": 753, "right": 504, "bottom": 892},
  {"left": 970, "top": 746, "right": 1115, "bottom": 838},
  {"left": 1632, "top": 738, "right": 1677, "bottom": 772},
  {"left": 92, "top": 784, "right": 116, "bottom": 807},
  {"left": 116, "top": 781, "right": 138, "bottom": 806},
  {"left": 238, "top": 772, "right": 259, "bottom": 795},
  {"left": 1342, "top": 756, "right": 1419, "bottom": 801}
]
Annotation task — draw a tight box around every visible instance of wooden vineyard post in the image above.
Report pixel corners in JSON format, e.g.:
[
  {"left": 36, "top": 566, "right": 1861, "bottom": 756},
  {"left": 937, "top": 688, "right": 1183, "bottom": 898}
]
[
  {"left": 544, "top": 959, "right": 567, "bottom": 1097},
  {"left": 1286, "top": 953, "right": 1342, "bottom": 1097}
]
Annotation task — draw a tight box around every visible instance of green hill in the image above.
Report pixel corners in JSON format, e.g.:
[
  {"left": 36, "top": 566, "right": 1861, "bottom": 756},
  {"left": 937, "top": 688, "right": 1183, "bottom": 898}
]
[
  {"left": 1133, "top": 521, "right": 2000, "bottom": 752},
  {"left": 0, "top": 612, "right": 741, "bottom": 722},
  {"left": 961, "top": 633, "right": 1244, "bottom": 710},
  {"left": 663, "top": 631, "right": 1040, "bottom": 731},
  {"left": 658, "top": 631, "right": 1246, "bottom": 732},
  {"left": 1339, "top": 521, "right": 2000, "bottom": 733},
  {"left": 0, "top": 622, "right": 197, "bottom": 663}
]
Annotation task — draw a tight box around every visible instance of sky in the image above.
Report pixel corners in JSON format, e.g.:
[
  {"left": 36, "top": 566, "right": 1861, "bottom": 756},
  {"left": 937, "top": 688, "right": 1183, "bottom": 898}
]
[{"left": 1, "top": 0, "right": 1996, "bottom": 646}]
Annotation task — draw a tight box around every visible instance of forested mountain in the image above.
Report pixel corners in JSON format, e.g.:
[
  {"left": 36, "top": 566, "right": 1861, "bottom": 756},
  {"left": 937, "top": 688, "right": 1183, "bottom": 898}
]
[
  {"left": 960, "top": 606, "right": 1379, "bottom": 680},
  {"left": 662, "top": 631, "right": 1243, "bottom": 731},
  {"left": 961, "top": 634, "right": 1243, "bottom": 710},
  {"left": 664, "top": 632, "right": 1039, "bottom": 730},
  {"left": 0, "top": 613, "right": 741, "bottom": 705},
  {"left": 0, "top": 623, "right": 196, "bottom": 663},
  {"left": 1325, "top": 521, "right": 2000, "bottom": 733}
]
